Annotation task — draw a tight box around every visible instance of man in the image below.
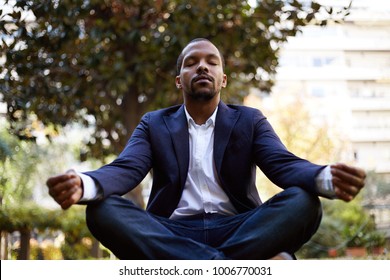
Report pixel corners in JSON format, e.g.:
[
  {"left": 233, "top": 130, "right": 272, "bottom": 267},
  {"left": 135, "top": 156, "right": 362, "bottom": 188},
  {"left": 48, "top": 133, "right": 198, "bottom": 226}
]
[{"left": 46, "top": 38, "right": 366, "bottom": 259}]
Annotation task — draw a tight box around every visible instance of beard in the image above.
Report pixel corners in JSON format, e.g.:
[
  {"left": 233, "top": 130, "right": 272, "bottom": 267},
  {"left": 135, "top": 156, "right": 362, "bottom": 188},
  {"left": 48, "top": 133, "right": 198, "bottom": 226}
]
[
  {"left": 188, "top": 85, "right": 216, "bottom": 101},
  {"left": 187, "top": 76, "right": 217, "bottom": 101}
]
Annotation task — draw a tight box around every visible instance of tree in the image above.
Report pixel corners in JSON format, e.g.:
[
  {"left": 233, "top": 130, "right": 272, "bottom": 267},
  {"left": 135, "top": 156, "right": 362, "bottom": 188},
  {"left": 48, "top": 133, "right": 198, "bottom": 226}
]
[{"left": 0, "top": 0, "right": 351, "bottom": 158}]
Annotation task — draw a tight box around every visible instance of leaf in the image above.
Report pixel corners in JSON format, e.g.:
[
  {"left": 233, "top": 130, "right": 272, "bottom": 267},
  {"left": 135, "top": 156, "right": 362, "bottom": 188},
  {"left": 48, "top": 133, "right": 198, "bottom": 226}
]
[{"left": 311, "top": 2, "right": 321, "bottom": 11}]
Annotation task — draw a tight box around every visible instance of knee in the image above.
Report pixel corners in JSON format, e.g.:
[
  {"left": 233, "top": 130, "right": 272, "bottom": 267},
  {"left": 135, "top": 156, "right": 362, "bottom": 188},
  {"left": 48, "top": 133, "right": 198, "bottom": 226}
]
[
  {"left": 86, "top": 195, "right": 117, "bottom": 221},
  {"left": 86, "top": 195, "right": 136, "bottom": 231},
  {"left": 295, "top": 187, "right": 322, "bottom": 228},
  {"left": 281, "top": 187, "right": 322, "bottom": 222},
  {"left": 86, "top": 196, "right": 113, "bottom": 232},
  {"left": 289, "top": 186, "right": 321, "bottom": 207}
]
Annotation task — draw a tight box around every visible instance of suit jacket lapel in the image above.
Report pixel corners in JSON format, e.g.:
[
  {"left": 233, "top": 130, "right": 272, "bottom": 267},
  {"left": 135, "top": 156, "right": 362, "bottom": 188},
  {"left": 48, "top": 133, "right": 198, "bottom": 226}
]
[
  {"left": 163, "top": 105, "right": 189, "bottom": 189},
  {"left": 214, "top": 102, "right": 240, "bottom": 176}
]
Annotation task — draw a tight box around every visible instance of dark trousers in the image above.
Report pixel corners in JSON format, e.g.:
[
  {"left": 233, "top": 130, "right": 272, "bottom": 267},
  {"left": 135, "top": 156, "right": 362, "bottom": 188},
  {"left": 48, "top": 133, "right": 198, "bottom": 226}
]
[{"left": 86, "top": 187, "right": 322, "bottom": 259}]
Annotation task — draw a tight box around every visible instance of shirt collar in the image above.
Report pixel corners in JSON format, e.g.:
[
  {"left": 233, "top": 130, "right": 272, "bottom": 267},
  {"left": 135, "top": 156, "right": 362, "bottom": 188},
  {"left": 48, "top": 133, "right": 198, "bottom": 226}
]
[{"left": 184, "top": 106, "right": 218, "bottom": 127}]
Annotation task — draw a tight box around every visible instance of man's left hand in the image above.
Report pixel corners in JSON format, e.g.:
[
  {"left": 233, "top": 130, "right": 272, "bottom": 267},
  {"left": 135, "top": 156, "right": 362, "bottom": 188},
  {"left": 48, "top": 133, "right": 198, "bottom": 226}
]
[{"left": 331, "top": 163, "right": 366, "bottom": 202}]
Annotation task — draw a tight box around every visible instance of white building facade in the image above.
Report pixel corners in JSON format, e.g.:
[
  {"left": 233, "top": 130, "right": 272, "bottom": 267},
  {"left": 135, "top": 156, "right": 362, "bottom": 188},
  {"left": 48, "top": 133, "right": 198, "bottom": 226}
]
[{"left": 250, "top": 0, "right": 390, "bottom": 237}]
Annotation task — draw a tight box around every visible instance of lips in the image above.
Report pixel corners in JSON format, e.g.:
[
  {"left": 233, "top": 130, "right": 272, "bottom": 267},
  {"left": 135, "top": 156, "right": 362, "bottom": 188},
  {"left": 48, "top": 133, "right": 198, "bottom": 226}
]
[{"left": 193, "top": 74, "right": 213, "bottom": 83}]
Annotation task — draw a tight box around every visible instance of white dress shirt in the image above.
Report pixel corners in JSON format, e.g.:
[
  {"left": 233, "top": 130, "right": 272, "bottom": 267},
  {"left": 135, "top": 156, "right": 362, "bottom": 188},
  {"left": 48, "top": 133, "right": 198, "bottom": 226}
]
[
  {"left": 170, "top": 107, "right": 237, "bottom": 219},
  {"left": 79, "top": 106, "right": 336, "bottom": 216}
]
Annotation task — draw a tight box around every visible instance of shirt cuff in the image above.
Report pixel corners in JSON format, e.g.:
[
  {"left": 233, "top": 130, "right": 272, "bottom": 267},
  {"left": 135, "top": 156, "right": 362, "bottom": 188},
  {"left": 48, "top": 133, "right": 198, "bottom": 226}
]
[
  {"left": 315, "top": 165, "right": 336, "bottom": 199},
  {"left": 78, "top": 172, "right": 102, "bottom": 201}
]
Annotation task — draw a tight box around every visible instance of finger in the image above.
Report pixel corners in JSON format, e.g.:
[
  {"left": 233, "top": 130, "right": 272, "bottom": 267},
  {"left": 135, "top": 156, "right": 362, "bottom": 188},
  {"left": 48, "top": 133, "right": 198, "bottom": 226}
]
[
  {"left": 48, "top": 178, "right": 73, "bottom": 198},
  {"left": 334, "top": 187, "right": 354, "bottom": 202},
  {"left": 55, "top": 184, "right": 79, "bottom": 205},
  {"left": 332, "top": 163, "right": 366, "bottom": 179},
  {"left": 331, "top": 165, "right": 366, "bottom": 189},
  {"left": 333, "top": 177, "right": 360, "bottom": 197},
  {"left": 46, "top": 173, "right": 72, "bottom": 188},
  {"left": 48, "top": 176, "right": 80, "bottom": 199},
  {"left": 60, "top": 187, "right": 83, "bottom": 210}
]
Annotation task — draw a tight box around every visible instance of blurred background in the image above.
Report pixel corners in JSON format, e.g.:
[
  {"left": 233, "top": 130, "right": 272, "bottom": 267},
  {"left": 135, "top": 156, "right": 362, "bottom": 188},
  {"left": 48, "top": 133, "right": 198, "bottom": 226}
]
[{"left": 0, "top": 0, "right": 389, "bottom": 259}]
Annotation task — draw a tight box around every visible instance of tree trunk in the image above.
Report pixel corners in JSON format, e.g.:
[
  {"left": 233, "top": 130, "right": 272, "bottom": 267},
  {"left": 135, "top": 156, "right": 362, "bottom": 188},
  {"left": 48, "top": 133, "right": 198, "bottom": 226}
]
[
  {"left": 123, "top": 89, "right": 145, "bottom": 141},
  {"left": 18, "top": 229, "right": 31, "bottom": 260},
  {"left": 0, "top": 231, "right": 8, "bottom": 260},
  {"left": 122, "top": 90, "right": 147, "bottom": 209}
]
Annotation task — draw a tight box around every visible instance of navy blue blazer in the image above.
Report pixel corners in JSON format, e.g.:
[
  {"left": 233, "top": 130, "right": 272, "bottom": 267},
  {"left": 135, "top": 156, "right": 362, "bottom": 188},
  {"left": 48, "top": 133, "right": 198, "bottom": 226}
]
[{"left": 84, "top": 101, "right": 325, "bottom": 217}]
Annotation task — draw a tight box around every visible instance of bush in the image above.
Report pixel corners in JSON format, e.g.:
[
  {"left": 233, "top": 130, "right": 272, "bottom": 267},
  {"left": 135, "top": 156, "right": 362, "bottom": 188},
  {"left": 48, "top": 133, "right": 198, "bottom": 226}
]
[
  {"left": 1, "top": 204, "right": 94, "bottom": 259},
  {"left": 297, "top": 197, "right": 384, "bottom": 259}
]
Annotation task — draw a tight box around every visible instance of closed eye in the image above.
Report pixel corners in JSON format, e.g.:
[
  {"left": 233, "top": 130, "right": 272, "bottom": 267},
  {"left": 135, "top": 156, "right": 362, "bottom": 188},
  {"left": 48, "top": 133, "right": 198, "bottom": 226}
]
[{"left": 184, "top": 62, "right": 196, "bottom": 67}]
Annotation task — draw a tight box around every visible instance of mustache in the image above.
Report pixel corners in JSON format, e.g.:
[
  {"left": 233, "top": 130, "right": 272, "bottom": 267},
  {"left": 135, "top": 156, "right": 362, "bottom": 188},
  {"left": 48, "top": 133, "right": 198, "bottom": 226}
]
[{"left": 192, "top": 73, "right": 214, "bottom": 83}]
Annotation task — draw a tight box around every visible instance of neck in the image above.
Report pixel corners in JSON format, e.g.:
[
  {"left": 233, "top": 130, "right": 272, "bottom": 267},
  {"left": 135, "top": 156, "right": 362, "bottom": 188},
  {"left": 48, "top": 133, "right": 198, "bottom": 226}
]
[{"left": 184, "top": 97, "right": 220, "bottom": 125}]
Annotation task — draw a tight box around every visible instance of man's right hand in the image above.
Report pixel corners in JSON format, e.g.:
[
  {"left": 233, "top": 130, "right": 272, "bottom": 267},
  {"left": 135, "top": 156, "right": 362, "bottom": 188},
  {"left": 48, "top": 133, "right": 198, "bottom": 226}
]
[{"left": 46, "top": 169, "right": 83, "bottom": 210}]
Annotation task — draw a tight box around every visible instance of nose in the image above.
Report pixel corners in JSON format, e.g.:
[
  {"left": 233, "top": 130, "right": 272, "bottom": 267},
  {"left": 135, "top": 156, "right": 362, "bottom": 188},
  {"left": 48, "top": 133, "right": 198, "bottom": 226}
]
[{"left": 196, "top": 60, "right": 209, "bottom": 73}]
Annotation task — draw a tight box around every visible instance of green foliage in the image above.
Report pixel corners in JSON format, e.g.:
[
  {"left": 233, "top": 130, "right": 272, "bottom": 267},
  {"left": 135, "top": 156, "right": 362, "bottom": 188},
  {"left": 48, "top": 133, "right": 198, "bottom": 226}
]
[
  {"left": 58, "top": 206, "right": 94, "bottom": 259},
  {"left": 32, "top": 242, "right": 63, "bottom": 260},
  {"left": 0, "top": 118, "right": 99, "bottom": 259},
  {"left": 0, "top": 0, "right": 350, "bottom": 159},
  {"left": 41, "top": 244, "right": 63, "bottom": 260},
  {"left": 0, "top": 120, "right": 42, "bottom": 206},
  {"left": 0, "top": 203, "right": 58, "bottom": 232},
  {"left": 0, "top": 203, "right": 93, "bottom": 259},
  {"left": 0, "top": 202, "right": 87, "bottom": 233},
  {"left": 297, "top": 198, "right": 386, "bottom": 258},
  {"left": 365, "top": 231, "right": 386, "bottom": 248},
  {"left": 0, "top": 137, "right": 12, "bottom": 161}
]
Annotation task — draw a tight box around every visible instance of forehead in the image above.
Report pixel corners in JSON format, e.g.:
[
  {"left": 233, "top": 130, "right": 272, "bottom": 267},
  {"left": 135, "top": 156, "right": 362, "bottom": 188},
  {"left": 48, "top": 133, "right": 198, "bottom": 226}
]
[{"left": 182, "top": 41, "right": 221, "bottom": 61}]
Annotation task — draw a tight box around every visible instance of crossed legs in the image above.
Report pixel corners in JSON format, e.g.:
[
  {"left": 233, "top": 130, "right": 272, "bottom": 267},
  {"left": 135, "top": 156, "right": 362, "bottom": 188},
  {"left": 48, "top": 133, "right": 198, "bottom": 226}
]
[{"left": 86, "top": 187, "right": 322, "bottom": 259}]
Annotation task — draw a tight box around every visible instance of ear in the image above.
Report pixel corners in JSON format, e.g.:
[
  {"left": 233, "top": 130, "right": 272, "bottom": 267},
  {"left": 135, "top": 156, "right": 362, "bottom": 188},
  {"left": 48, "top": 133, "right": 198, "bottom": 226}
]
[
  {"left": 175, "top": 76, "right": 182, "bottom": 89},
  {"left": 221, "top": 74, "right": 227, "bottom": 88}
]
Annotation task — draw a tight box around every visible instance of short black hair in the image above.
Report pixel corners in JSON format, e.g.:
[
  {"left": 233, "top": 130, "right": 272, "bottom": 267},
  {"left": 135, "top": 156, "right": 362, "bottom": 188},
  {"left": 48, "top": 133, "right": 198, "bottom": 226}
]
[{"left": 176, "top": 38, "right": 225, "bottom": 75}]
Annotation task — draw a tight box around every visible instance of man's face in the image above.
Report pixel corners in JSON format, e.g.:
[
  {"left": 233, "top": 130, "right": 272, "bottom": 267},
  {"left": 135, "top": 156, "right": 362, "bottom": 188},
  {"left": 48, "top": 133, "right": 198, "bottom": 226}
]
[{"left": 176, "top": 41, "right": 227, "bottom": 102}]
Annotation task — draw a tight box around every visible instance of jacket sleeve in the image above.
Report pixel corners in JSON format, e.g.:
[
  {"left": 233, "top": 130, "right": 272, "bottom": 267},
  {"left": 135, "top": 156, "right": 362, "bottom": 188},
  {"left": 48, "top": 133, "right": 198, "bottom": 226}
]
[
  {"left": 83, "top": 113, "right": 153, "bottom": 198},
  {"left": 252, "top": 109, "right": 325, "bottom": 193}
]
